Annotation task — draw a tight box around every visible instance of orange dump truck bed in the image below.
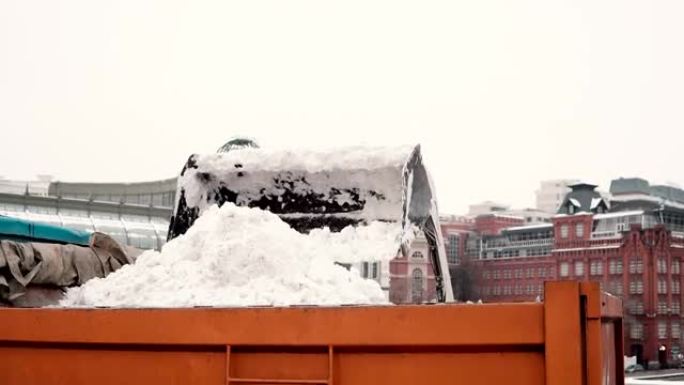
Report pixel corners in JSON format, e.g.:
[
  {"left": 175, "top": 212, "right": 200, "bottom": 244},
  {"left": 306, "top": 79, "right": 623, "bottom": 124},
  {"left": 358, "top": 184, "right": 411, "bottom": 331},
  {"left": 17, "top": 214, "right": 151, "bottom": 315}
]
[{"left": 0, "top": 281, "right": 622, "bottom": 385}]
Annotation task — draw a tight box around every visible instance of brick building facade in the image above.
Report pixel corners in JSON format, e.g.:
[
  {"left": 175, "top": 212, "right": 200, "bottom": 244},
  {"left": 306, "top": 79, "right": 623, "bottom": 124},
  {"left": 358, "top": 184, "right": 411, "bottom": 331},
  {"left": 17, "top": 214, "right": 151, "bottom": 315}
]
[{"left": 464, "top": 181, "right": 684, "bottom": 368}]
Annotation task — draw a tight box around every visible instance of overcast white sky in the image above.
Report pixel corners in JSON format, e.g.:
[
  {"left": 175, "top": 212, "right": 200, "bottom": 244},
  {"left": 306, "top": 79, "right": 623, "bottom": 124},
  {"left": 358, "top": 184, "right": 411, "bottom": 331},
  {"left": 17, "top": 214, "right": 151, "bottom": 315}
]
[{"left": 1, "top": 1, "right": 683, "bottom": 214}]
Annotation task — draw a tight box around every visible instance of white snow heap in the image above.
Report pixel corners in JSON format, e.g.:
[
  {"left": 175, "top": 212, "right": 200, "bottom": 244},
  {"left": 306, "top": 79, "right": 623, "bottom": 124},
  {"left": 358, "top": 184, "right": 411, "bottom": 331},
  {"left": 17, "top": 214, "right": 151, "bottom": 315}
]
[{"left": 59, "top": 203, "right": 401, "bottom": 308}]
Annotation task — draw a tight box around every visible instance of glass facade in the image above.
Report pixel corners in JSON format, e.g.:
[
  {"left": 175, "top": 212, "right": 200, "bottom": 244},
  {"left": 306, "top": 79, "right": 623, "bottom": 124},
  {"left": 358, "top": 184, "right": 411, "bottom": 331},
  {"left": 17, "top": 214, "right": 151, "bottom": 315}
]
[
  {"left": 0, "top": 205, "right": 168, "bottom": 251},
  {"left": 60, "top": 191, "right": 176, "bottom": 208}
]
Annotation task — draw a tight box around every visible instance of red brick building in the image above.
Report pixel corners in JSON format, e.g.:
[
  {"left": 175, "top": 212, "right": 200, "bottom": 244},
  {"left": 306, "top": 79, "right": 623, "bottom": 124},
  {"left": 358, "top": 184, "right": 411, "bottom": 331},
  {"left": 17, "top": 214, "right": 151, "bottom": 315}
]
[
  {"left": 474, "top": 214, "right": 524, "bottom": 236},
  {"left": 465, "top": 181, "right": 684, "bottom": 368},
  {"left": 388, "top": 215, "right": 474, "bottom": 304},
  {"left": 389, "top": 233, "right": 438, "bottom": 304}
]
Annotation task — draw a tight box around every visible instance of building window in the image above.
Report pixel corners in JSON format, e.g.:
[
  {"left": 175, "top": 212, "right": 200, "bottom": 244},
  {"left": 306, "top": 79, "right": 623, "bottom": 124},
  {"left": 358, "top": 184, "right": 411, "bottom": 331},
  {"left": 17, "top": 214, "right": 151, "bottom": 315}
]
[
  {"left": 538, "top": 267, "right": 546, "bottom": 278},
  {"left": 629, "top": 301, "right": 644, "bottom": 315},
  {"left": 658, "top": 258, "right": 667, "bottom": 274},
  {"left": 658, "top": 301, "right": 669, "bottom": 315},
  {"left": 659, "top": 279, "right": 668, "bottom": 294},
  {"left": 674, "top": 260, "right": 681, "bottom": 275},
  {"left": 590, "top": 260, "right": 604, "bottom": 276},
  {"left": 493, "top": 270, "right": 500, "bottom": 279},
  {"left": 575, "top": 261, "right": 584, "bottom": 277},
  {"left": 560, "top": 224, "right": 569, "bottom": 239},
  {"left": 673, "top": 302, "right": 681, "bottom": 314},
  {"left": 611, "top": 281, "right": 623, "bottom": 296},
  {"left": 673, "top": 280, "right": 681, "bottom": 294},
  {"left": 609, "top": 259, "right": 623, "bottom": 275},
  {"left": 659, "top": 321, "right": 668, "bottom": 339},
  {"left": 361, "top": 262, "right": 379, "bottom": 279},
  {"left": 560, "top": 262, "right": 569, "bottom": 277},
  {"left": 673, "top": 323, "right": 681, "bottom": 339},
  {"left": 630, "top": 323, "right": 644, "bottom": 339},
  {"left": 412, "top": 251, "right": 424, "bottom": 259},
  {"left": 576, "top": 223, "right": 584, "bottom": 237},
  {"left": 411, "top": 269, "right": 424, "bottom": 303},
  {"left": 630, "top": 280, "right": 644, "bottom": 294},
  {"left": 447, "top": 234, "right": 459, "bottom": 264},
  {"left": 629, "top": 257, "right": 643, "bottom": 274}
]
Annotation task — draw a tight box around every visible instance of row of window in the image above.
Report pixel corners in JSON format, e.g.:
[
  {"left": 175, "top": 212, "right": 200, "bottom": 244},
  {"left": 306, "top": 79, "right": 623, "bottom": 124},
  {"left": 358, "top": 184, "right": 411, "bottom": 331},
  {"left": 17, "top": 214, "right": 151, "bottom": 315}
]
[
  {"left": 614, "top": 279, "right": 682, "bottom": 295},
  {"left": 558, "top": 259, "right": 681, "bottom": 278},
  {"left": 630, "top": 321, "right": 681, "bottom": 340},
  {"left": 508, "top": 231, "right": 553, "bottom": 242},
  {"left": 628, "top": 301, "right": 682, "bottom": 315},
  {"left": 485, "top": 267, "right": 549, "bottom": 280},
  {"left": 559, "top": 223, "right": 584, "bottom": 239},
  {"left": 487, "top": 247, "right": 552, "bottom": 259},
  {"left": 492, "top": 249, "right": 520, "bottom": 259},
  {"left": 527, "top": 247, "right": 552, "bottom": 257},
  {"left": 484, "top": 284, "right": 543, "bottom": 296},
  {"left": 559, "top": 261, "right": 584, "bottom": 277}
]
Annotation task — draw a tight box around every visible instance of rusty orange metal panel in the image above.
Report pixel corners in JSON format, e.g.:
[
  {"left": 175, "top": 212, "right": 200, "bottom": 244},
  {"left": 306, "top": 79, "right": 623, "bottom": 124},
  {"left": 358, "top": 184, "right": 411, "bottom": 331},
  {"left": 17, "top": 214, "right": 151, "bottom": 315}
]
[
  {"left": 0, "top": 345, "right": 225, "bottom": 385},
  {"left": 581, "top": 281, "right": 625, "bottom": 385},
  {"left": 0, "top": 304, "right": 544, "bottom": 346},
  {"left": 334, "top": 350, "right": 544, "bottom": 385},
  {"left": 544, "top": 281, "right": 584, "bottom": 385},
  {"left": 0, "top": 281, "right": 623, "bottom": 385},
  {"left": 600, "top": 293, "right": 623, "bottom": 319}
]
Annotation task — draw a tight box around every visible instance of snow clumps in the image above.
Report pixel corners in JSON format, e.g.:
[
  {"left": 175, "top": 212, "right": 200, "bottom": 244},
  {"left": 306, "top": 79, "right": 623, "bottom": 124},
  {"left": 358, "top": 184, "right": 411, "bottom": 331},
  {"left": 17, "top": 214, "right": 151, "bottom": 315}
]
[{"left": 60, "top": 203, "right": 402, "bottom": 307}]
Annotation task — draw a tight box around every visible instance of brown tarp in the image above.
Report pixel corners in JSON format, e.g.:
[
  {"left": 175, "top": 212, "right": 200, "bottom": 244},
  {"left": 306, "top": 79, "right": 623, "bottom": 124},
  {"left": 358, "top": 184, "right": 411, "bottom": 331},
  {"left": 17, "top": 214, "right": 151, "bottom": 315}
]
[{"left": 0, "top": 232, "right": 140, "bottom": 306}]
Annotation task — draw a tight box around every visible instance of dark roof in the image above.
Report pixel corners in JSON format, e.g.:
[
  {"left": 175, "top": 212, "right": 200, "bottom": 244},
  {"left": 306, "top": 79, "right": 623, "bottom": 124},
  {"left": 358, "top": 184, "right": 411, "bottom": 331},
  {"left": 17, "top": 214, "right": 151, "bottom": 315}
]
[
  {"left": 568, "top": 182, "right": 598, "bottom": 190},
  {"left": 557, "top": 183, "right": 608, "bottom": 214},
  {"left": 610, "top": 177, "right": 684, "bottom": 204}
]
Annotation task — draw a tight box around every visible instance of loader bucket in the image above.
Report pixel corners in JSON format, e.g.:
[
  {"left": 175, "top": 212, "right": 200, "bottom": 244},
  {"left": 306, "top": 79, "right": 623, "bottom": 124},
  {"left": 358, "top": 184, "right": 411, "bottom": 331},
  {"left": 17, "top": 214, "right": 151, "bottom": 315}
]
[{"left": 167, "top": 145, "right": 453, "bottom": 302}]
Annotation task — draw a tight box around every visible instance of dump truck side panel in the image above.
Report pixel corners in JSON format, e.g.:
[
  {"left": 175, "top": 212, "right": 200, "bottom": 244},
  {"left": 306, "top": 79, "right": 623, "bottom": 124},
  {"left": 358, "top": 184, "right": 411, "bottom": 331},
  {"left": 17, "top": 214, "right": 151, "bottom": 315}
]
[{"left": 0, "top": 282, "right": 623, "bottom": 385}]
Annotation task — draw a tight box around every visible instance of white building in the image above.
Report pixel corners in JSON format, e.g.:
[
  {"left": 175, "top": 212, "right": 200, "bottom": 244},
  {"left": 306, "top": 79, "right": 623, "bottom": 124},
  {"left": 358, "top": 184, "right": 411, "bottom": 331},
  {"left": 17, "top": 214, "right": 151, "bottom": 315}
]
[
  {"left": 535, "top": 179, "right": 580, "bottom": 214},
  {"left": 467, "top": 201, "right": 510, "bottom": 217},
  {"left": 0, "top": 175, "right": 52, "bottom": 196},
  {"left": 466, "top": 202, "right": 549, "bottom": 225},
  {"left": 505, "top": 208, "right": 552, "bottom": 224}
]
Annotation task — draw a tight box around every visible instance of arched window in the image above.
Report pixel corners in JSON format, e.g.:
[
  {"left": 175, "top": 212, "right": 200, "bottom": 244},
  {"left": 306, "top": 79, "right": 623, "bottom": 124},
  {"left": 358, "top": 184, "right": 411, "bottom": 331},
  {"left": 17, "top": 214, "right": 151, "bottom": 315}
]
[
  {"left": 412, "top": 268, "right": 424, "bottom": 303},
  {"left": 411, "top": 251, "right": 424, "bottom": 259}
]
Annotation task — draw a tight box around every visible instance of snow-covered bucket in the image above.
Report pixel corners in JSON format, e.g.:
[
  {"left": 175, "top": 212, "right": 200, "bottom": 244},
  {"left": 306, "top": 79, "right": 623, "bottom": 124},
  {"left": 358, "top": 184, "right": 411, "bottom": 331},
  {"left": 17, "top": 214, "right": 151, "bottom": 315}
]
[{"left": 166, "top": 145, "right": 453, "bottom": 302}]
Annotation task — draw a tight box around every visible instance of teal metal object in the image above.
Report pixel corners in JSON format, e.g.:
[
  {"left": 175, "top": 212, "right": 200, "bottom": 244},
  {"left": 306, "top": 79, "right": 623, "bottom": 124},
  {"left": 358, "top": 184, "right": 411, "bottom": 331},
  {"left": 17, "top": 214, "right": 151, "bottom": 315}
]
[{"left": 0, "top": 215, "right": 91, "bottom": 246}]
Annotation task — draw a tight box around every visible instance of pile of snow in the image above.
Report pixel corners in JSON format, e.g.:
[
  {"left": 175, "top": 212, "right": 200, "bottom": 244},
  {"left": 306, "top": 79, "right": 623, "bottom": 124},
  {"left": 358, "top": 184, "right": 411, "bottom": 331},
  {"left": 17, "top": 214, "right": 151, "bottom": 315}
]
[{"left": 60, "top": 203, "right": 404, "bottom": 308}]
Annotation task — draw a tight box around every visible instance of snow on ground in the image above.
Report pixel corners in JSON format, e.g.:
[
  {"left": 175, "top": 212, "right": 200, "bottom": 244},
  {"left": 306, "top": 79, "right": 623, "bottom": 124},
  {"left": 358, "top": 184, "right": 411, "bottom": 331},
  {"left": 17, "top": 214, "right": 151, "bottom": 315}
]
[{"left": 59, "top": 203, "right": 402, "bottom": 308}]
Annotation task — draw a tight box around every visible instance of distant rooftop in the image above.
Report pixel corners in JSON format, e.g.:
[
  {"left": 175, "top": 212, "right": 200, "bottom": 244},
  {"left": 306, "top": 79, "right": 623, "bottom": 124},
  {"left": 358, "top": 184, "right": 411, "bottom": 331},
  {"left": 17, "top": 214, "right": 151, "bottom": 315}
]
[
  {"left": 610, "top": 177, "right": 684, "bottom": 204},
  {"left": 557, "top": 182, "right": 608, "bottom": 215},
  {"left": 503, "top": 223, "right": 553, "bottom": 233}
]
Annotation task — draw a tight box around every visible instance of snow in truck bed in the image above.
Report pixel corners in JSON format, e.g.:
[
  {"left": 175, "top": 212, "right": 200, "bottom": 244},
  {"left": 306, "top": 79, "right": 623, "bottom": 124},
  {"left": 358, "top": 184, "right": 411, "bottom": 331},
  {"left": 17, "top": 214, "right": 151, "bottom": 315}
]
[{"left": 60, "top": 203, "right": 408, "bottom": 308}]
